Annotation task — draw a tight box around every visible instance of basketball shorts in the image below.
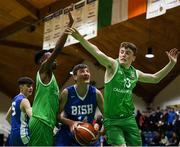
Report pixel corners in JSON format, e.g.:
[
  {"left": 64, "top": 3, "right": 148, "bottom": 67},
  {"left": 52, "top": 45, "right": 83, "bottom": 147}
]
[
  {"left": 104, "top": 115, "right": 142, "bottom": 146},
  {"left": 28, "top": 117, "right": 53, "bottom": 146}
]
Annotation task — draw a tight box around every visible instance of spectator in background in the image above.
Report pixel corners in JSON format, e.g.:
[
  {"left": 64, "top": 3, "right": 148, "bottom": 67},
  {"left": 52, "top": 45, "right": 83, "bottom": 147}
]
[
  {"left": 174, "top": 114, "right": 180, "bottom": 143},
  {"left": 93, "top": 115, "right": 103, "bottom": 131},
  {"left": 168, "top": 131, "right": 179, "bottom": 146},
  {"left": 136, "top": 110, "right": 144, "bottom": 130},
  {"left": 167, "top": 108, "right": 177, "bottom": 127},
  {"left": 159, "top": 132, "right": 169, "bottom": 146}
]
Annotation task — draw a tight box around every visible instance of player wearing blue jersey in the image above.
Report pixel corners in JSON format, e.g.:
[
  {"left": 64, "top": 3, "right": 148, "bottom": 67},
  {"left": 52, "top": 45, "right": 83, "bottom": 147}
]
[
  {"left": 54, "top": 64, "right": 104, "bottom": 146},
  {"left": 5, "top": 77, "right": 34, "bottom": 146}
]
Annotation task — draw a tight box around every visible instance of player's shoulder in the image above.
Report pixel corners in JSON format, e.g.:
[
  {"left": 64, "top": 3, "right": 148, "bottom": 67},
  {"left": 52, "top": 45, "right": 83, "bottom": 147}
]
[
  {"left": 64, "top": 85, "right": 75, "bottom": 94},
  {"left": 13, "top": 93, "right": 25, "bottom": 102},
  {"left": 89, "top": 85, "right": 100, "bottom": 94},
  {"left": 21, "top": 98, "right": 29, "bottom": 103},
  {"left": 20, "top": 98, "right": 31, "bottom": 108},
  {"left": 66, "top": 85, "right": 74, "bottom": 90}
]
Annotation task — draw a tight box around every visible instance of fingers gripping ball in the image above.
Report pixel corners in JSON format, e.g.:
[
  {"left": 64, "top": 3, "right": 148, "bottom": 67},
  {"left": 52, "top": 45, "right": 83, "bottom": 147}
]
[{"left": 74, "top": 122, "right": 98, "bottom": 145}]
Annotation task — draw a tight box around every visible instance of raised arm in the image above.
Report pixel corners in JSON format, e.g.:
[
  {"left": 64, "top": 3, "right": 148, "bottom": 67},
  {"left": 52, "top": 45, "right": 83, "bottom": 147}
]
[
  {"left": 138, "top": 48, "right": 179, "bottom": 83},
  {"left": 66, "top": 28, "right": 116, "bottom": 69},
  {"left": 41, "top": 11, "right": 74, "bottom": 72}
]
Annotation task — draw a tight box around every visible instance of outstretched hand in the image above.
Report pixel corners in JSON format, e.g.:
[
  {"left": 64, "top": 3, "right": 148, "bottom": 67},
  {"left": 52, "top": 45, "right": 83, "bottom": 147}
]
[
  {"left": 65, "top": 28, "right": 84, "bottom": 41},
  {"left": 166, "top": 48, "right": 179, "bottom": 64}
]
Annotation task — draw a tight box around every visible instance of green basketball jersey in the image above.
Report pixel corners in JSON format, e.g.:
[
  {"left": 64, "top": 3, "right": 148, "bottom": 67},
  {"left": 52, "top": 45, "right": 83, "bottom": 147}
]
[
  {"left": 104, "top": 60, "right": 138, "bottom": 119},
  {"left": 32, "top": 71, "right": 59, "bottom": 129}
]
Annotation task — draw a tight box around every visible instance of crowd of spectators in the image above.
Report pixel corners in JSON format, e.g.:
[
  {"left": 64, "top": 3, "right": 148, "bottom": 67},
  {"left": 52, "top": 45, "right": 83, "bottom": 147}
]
[{"left": 136, "top": 107, "right": 180, "bottom": 146}]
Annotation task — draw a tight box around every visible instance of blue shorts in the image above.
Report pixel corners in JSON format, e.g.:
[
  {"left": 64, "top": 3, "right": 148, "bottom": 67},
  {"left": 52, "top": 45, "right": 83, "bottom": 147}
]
[{"left": 9, "top": 130, "right": 29, "bottom": 146}]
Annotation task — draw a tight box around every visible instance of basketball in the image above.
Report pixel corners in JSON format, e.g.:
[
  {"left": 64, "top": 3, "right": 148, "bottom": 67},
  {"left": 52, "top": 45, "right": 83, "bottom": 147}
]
[{"left": 74, "top": 122, "right": 98, "bottom": 145}]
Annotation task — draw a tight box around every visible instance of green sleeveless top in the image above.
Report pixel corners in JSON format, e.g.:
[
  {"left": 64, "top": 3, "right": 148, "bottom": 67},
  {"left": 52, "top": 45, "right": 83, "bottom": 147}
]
[
  {"left": 32, "top": 71, "right": 59, "bottom": 129},
  {"left": 104, "top": 60, "right": 138, "bottom": 119}
]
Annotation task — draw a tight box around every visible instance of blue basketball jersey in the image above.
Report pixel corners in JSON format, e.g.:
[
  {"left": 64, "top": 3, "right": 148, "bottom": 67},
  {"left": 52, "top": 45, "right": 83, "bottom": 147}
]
[
  {"left": 64, "top": 85, "right": 97, "bottom": 123},
  {"left": 54, "top": 85, "right": 99, "bottom": 146},
  {"left": 9, "top": 93, "right": 30, "bottom": 146}
]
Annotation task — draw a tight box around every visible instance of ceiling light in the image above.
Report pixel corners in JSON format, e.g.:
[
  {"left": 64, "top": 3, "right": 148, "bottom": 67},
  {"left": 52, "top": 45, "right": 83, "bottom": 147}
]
[{"left": 145, "top": 47, "right": 154, "bottom": 58}]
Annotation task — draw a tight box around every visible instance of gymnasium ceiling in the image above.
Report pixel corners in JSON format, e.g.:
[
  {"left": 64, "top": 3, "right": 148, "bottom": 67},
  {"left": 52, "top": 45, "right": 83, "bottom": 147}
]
[{"left": 0, "top": 0, "right": 179, "bottom": 103}]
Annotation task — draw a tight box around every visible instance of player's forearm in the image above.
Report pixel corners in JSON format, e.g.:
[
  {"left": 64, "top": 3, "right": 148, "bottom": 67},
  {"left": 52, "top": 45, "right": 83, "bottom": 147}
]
[
  {"left": 153, "top": 61, "right": 176, "bottom": 83},
  {"left": 79, "top": 37, "right": 100, "bottom": 57},
  {"left": 54, "top": 12, "right": 74, "bottom": 53},
  {"left": 59, "top": 116, "right": 74, "bottom": 127},
  {"left": 78, "top": 38, "right": 111, "bottom": 67},
  {"left": 54, "top": 33, "right": 69, "bottom": 53}
]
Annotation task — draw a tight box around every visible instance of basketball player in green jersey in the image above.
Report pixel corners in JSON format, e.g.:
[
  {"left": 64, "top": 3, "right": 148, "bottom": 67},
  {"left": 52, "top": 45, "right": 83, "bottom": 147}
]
[
  {"left": 28, "top": 11, "right": 74, "bottom": 146},
  {"left": 66, "top": 28, "right": 179, "bottom": 146}
]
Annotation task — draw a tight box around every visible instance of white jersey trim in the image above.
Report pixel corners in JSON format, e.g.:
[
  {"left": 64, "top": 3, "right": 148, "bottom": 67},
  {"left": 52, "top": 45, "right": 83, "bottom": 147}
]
[
  {"left": 105, "top": 60, "right": 119, "bottom": 84},
  {"left": 20, "top": 112, "right": 29, "bottom": 144},
  {"left": 74, "top": 85, "right": 89, "bottom": 101},
  {"left": 37, "top": 71, "right": 54, "bottom": 86}
]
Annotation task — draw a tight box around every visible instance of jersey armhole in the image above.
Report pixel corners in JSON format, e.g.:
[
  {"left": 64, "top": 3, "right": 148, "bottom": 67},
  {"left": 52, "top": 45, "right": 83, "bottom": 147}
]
[
  {"left": 136, "top": 69, "right": 139, "bottom": 79},
  {"left": 37, "top": 71, "right": 54, "bottom": 86},
  {"left": 105, "top": 60, "right": 118, "bottom": 84}
]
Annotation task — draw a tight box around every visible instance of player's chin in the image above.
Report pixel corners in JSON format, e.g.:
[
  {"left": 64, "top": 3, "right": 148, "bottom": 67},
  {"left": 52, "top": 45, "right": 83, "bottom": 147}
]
[
  {"left": 119, "top": 60, "right": 126, "bottom": 64},
  {"left": 28, "top": 92, "right": 33, "bottom": 96},
  {"left": 85, "top": 80, "right": 90, "bottom": 84}
]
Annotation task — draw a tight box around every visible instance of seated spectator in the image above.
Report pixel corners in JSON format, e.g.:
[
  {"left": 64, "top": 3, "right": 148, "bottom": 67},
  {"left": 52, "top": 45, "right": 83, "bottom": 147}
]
[
  {"left": 168, "top": 132, "right": 179, "bottom": 146},
  {"left": 159, "top": 132, "right": 169, "bottom": 146}
]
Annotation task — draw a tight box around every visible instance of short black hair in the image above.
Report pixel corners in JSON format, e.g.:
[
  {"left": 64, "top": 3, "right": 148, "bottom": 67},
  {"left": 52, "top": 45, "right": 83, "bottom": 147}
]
[
  {"left": 72, "top": 64, "right": 88, "bottom": 75},
  {"left": 18, "top": 77, "right": 34, "bottom": 85},
  {"left": 120, "top": 42, "right": 137, "bottom": 55},
  {"left": 34, "top": 49, "right": 53, "bottom": 64}
]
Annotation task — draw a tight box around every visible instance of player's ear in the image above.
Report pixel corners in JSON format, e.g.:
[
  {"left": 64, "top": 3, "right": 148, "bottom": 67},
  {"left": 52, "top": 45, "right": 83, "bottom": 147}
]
[
  {"left": 73, "top": 75, "right": 77, "bottom": 81},
  {"left": 19, "top": 85, "right": 24, "bottom": 90},
  {"left": 132, "top": 56, "right": 136, "bottom": 62}
]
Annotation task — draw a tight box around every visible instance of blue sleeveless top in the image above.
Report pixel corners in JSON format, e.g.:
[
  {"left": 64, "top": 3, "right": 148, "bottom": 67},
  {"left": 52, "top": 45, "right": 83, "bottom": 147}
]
[
  {"left": 10, "top": 93, "right": 29, "bottom": 145},
  {"left": 64, "top": 85, "right": 97, "bottom": 123}
]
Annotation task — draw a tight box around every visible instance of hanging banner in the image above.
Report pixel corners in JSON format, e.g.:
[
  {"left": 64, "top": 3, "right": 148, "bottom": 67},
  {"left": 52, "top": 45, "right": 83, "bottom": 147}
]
[
  {"left": 43, "top": 0, "right": 98, "bottom": 50},
  {"left": 146, "top": 0, "right": 180, "bottom": 19},
  {"left": 164, "top": 0, "right": 180, "bottom": 9},
  {"left": 43, "top": 14, "right": 54, "bottom": 50},
  {"left": 66, "top": 0, "right": 86, "bottom": 46},
  {"left": 146, "top": 0, "right": 166, "bottom": 19},
  {"left": 84, "top": 0, "right": 98, "bottom": 40},
  {"left": 51, "top": 10, "right": 63, "bottom": 48}
]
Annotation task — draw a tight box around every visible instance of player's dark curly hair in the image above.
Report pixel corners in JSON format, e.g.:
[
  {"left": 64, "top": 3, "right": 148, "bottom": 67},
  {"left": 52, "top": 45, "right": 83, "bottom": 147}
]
[{"left": 34, "top": 49, "right": 53, "bottom": 64}]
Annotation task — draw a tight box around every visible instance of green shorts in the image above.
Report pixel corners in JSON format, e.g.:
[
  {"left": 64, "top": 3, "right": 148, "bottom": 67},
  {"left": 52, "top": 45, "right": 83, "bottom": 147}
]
[
  {"left": 104, "top": 115, "right": 142, "bottom": 146},
  {"left": 28, "top": 117, "right": 54, "bottom": 146}
]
